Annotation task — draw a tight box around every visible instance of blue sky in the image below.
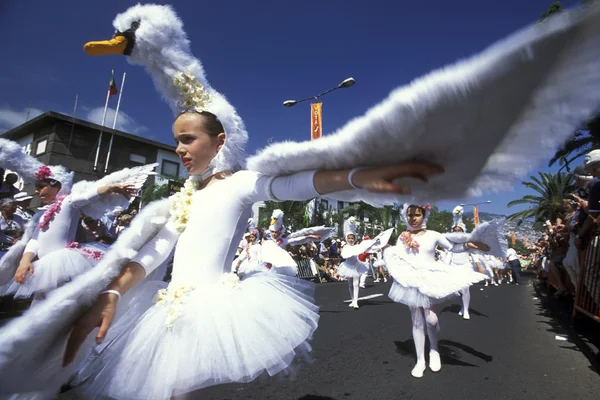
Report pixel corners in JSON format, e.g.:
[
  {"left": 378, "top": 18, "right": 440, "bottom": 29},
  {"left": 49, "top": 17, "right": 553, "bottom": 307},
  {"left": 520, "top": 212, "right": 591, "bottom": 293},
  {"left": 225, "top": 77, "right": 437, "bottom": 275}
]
[{"left": 0, "top": 0, "right": 585, "bottom": 215}]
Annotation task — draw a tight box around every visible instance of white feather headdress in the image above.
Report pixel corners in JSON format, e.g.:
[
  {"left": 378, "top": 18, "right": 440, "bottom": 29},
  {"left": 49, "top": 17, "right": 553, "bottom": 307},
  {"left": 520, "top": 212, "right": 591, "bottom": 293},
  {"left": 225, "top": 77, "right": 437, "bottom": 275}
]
[
  {"left": 343, "top": 216, "right": 358, "bottom": 239},
  {"left": 269, "top": 209, "right": 285, "bottom": 233},
  {"left": 452, "top": 205, "right": 467, "bottom": 232},
  {"left": 0, "top": 139, "right": 73, "bottom": 196},
  {"left": 400, "top": 203, "right": 431, "bottom": 231},
  {"left": 85, "top": 4, "right": 248, "bottom": 173}
]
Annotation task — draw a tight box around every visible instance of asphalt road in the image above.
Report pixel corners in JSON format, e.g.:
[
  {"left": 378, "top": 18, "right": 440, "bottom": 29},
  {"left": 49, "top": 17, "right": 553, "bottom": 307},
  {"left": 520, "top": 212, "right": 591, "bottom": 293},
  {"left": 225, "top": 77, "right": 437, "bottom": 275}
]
[
  {"left": 196, "top": 276, "right": 600, "bottom": 400},
  {"left": 42, "top": 275, "right": 600, "bottom": 399}
]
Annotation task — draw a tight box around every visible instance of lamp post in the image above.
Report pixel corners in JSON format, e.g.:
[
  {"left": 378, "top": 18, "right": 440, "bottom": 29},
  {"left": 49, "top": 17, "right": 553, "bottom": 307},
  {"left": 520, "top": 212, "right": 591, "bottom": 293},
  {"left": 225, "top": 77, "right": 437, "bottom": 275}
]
[
  {"left": 284, "top": 77, "right": 356, "bottom": 228},
  {"left": 283, "top": 77, "right": 355, "bottom": 140},
  {"left": 459, "top": 200, "right": 491, "bottom": 226}
]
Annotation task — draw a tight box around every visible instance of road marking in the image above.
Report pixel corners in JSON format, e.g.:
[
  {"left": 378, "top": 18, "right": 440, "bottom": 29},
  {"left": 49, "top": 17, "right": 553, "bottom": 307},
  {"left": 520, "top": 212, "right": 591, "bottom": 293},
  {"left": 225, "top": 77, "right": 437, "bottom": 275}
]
[{"left": 343, "top": 293, "right": 384, "bottom": 303}]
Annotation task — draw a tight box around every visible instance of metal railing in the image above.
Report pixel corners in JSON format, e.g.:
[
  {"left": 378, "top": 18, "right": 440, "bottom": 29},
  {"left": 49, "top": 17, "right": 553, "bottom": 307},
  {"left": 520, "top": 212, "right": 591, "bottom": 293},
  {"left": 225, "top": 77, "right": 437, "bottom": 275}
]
[{"left": 573, "top": 230, "right": 600, "bottom": 323}]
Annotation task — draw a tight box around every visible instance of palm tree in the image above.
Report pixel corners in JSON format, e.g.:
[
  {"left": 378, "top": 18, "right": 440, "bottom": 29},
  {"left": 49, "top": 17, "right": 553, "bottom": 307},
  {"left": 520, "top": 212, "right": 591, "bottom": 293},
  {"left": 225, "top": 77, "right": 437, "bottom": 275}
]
[
  {"left": 507, "top": 172, "right": 576, "bottom": 225},
  {"left": 548, "top": 115, "right": 600, "bottom": 172}
]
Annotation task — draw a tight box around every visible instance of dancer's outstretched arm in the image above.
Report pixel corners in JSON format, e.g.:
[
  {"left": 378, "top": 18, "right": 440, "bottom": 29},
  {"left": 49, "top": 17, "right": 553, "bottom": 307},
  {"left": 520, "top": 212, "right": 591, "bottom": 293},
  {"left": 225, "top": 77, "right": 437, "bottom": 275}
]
[{"left": 63, "top": 161, "right": 442, "bottom": 366}]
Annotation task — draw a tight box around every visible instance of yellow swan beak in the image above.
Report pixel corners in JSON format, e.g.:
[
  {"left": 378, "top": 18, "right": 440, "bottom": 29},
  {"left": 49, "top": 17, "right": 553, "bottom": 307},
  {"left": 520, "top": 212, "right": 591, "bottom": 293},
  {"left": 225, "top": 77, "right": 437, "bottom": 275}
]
[{"left": 84, "top": 35, "right": 128, "bottom": 56}]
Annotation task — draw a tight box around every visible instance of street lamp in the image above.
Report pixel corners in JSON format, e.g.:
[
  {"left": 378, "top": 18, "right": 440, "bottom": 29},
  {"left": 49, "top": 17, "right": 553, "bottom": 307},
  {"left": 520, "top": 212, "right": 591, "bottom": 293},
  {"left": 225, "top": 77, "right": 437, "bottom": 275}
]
[
  {"left": 283, "top": 77, "right": 356, "bottom": 225},
  {"left": 459, "top": 200, "right": 491, "bottom": 226},
  {"left": 459, "top": 200, "right": 492, "bottom": 207},
  {"left": 282, "top": 77, "right": 356, "bottom": 107}
]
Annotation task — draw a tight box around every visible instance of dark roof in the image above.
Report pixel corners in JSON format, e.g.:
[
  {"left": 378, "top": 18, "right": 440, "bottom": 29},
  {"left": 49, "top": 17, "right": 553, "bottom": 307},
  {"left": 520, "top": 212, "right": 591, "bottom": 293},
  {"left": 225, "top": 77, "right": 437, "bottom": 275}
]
[{"left": 0, "top": 111, "right": 176, "bottom": 151}]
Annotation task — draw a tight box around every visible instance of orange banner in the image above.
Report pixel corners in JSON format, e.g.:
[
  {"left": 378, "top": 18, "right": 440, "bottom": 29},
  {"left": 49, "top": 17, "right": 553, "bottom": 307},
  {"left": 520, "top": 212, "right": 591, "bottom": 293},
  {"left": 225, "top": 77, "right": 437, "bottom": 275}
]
[
  {"left": 473, "top": 205, "right": 480, "bottom": 226},
  {"left": 511, "top": 231, "right": 516, "bottom": 245},
  {"left": 311, "top": 102, "right": 322, "bottom": 140}
]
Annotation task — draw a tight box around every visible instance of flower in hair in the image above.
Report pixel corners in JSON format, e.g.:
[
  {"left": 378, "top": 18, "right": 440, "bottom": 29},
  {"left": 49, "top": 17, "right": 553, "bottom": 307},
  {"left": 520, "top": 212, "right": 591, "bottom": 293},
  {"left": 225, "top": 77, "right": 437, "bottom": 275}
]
[
  {"left": 35, "top": 166, "right": 53, "bottom": 180},
  {"left": 172, "top": 71, "right": 212, "bottom": 112}
]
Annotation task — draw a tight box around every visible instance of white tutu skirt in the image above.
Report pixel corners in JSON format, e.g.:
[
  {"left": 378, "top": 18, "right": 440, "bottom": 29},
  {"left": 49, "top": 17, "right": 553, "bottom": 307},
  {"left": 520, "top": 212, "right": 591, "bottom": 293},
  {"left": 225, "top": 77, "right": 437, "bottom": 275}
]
[
  {"left": 337, "top": 259, "right": 368, "bottom": 279},
  {"left": 0, "top": 242, "right": 108, "bottom": 298},
  {"left": 238, "top": 242, "right": 299, "bottom": 277},
  {"left": 373, "top": 259, "right": 385, "bottom": 268},
  {"left": 72, "top": 271, "right": 319, "bottom": 400},
  {"left": 386, "top": 255, "right": 487, "bottom": 309}
]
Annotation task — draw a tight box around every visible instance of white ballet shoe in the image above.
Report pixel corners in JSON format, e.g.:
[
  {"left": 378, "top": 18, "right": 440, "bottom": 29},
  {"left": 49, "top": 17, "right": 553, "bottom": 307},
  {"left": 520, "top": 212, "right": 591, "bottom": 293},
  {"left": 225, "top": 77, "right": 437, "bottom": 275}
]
[
  {"left": 348, "top": 302, "right": 354, "bottom": 307},
  {"left": 429, "top": 352, "right": 441, "bottom": 372},
  {"left": 458, "top": 309, "right": 463, "bottom": 316},
  {"left": 384, "top": 278, "right": 387, "bottom": 282},
  {"left": 359, "top": 284, "right": 366, "bottom": 289},
  {"left": 411, "top": 361, "right": 426, "bottom": 378},
  {"left": 352, "top": 302, "right": 359, "bottom": 310},
  {"left": 463, "top": 312, "right": 470, "bottom": 320}
]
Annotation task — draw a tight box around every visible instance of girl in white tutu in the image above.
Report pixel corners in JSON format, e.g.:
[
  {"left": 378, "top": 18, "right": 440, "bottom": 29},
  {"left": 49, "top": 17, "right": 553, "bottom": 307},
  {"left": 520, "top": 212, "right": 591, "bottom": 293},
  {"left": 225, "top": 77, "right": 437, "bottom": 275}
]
[
  {"left": 337, "top": 217, "right": 369, "bottom": 309},
  {"left": 445, "top": 224, "right": 478, "bottom": 320},
  {"left": 235, "top": 228, "right": 299, "bottom": 277},
  {"left": 384, "top": 204, "right": 489, "bottom": 378},
  {"left": 338, "top": 217, "right": 393, "bottom": 309},
  {"left": 0, "top": 150, "right": 144, "bottom": 303},
  {"left": 373, "top": 247, "right": 388, "bottom": 283}
]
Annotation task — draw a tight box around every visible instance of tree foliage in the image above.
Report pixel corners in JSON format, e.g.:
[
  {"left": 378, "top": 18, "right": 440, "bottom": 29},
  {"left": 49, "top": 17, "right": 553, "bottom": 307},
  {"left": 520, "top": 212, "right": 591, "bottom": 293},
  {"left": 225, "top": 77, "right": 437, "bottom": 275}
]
[{"left": 507, "top": 172, "right": 576, "bottom": 225}]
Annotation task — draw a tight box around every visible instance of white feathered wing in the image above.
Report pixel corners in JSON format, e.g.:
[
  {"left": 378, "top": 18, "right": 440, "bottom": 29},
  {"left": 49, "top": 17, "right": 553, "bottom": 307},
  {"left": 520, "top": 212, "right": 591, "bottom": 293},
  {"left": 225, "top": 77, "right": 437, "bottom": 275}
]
[
  {"left": 71, "top": 163, "right": 158, "bottom": 220},
  {"left": 0, "top": 200, "right": 172, "bottom": 394},
  {"left": 247, "top": 6, "right": 600, "bottom": 206}
]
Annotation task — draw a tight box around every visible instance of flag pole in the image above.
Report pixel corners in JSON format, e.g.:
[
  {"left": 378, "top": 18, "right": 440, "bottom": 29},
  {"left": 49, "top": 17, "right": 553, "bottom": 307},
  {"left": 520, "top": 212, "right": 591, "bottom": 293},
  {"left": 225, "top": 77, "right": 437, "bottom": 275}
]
[
  {"left": 104, "top": 72, "right": 126, "bottom": 173},
  {"left": 67, "top": 94, "right": 79, "bottom": 151},
  {"left": 93, "top": 87, "right": 112, "bottom": 172}
]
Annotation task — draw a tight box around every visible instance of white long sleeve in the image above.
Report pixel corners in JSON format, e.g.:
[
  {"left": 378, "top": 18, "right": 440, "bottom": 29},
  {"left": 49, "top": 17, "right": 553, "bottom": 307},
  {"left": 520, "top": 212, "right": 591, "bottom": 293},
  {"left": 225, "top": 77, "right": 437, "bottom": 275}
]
[
  {"left": 130, "top": 223, "right": 180, "bottom": 276},
  {"left": 436, "top": 232, "right": 466, "bottom": 253},
  {"left": 240, "top": 170, "right": 320, "bottom": 204},
  {"left": 69, "top": 187, "right": 102, "bottom": 208},
  {"left": 23, "top": 228, "right": 40, "bottom": 257}
]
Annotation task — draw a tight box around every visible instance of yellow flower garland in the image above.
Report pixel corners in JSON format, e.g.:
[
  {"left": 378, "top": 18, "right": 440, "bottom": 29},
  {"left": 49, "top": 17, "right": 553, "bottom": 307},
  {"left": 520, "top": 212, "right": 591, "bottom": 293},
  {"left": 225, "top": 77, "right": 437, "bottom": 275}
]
[{"left": 168, "top": 179, "right": 198, "bottom": 233}]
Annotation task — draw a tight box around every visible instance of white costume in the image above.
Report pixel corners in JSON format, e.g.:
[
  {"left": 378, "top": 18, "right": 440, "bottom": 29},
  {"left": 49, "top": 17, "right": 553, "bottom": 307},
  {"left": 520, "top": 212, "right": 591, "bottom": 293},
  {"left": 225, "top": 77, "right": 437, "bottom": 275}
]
[
  {"left": 68, "top": 171, "right": 321, "bottom": 399},
  {"left": 2, "top": 2, "right": 600, "bottom": 394},
  {"left": 338, "top": 217, "right": 392, "bottom": 309},
  {"left": 0, "top": 139, "right": 155, "bottom": 300},
  {"left": 384, "top": 204, "right": 487, "bottom": 378}
]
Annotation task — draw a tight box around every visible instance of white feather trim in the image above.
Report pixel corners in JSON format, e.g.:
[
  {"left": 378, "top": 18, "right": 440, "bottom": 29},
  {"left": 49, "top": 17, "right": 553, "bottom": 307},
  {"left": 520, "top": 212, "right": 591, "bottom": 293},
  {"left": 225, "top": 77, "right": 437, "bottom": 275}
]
[
  {"left": 0, "top": 199, "right": 170, "bottom": 393},
  {"left": 469, "top": 219, "right": 509, "bottom": 259},
  {"left": 287, "top": 226, "right": 336, "bottom": 246},
  {"left": 0, "top": 139, "right": 73, "bottom": 195},
  {"left": 0, "top": 212, "right": 43, "bottom": 285},
  {"left": 247, "top": 6, "right": 600, "bottom": 205},
  {"left": 72, "top": 163, "right": 157, "bottom": 220},
  {"left": 109, "top": 4, "right": 248, "bottom": 173}
]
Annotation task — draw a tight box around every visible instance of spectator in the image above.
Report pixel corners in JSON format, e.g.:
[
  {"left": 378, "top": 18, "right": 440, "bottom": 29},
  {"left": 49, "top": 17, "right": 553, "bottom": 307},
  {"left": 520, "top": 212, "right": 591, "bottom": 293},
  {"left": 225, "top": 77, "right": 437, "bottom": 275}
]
[
  {"left": 0, "top": 173, "right": 20, "bottom": 200},
  {"left": 12, "top": 192, "right": 35, "bottom": 221},
  {"left": 0, "top": 198, "right": 25, "bottom": 253},
  {"left": 505, "top": 247, "right": 521, "bottom": 285}
]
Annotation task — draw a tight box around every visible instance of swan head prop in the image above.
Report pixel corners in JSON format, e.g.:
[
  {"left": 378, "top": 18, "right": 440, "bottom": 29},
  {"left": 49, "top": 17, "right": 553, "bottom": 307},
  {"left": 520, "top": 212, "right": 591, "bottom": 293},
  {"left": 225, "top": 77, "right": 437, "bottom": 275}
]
[
  {"left": 83, "top": 4, "right": 248, "bottom": 173},
  {"left": 344, "top": 216, "right": 358, "bottom": 239},
  {"left": 451, "top": 205, "right": 467, "bottom": 232},
  {"left": 269, "top": 209, "right": 285, "bottom": 233}
]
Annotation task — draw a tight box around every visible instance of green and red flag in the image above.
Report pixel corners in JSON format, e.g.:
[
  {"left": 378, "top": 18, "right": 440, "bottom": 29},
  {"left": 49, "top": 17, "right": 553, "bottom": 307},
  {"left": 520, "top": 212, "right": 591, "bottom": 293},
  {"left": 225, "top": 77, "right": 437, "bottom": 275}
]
[{"left": 109, "top": 69, "right": 118, "bottom": 97}]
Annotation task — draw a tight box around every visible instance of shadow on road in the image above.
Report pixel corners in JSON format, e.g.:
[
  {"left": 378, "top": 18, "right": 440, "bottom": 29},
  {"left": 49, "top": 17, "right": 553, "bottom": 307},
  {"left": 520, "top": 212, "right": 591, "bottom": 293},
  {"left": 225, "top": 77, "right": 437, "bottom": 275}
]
[
  {"left": 394, "top": 338, "right": 493, "bottom": 367},
  {"left": 441, "top": 304, "right": 489, "bottom": 318}
]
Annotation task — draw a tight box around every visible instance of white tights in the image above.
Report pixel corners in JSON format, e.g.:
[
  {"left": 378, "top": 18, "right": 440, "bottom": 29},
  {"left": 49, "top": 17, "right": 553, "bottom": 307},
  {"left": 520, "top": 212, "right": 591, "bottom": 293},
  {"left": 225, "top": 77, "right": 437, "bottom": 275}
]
[
  {"left": 460, "top": 288, "right": 471, "bottom": 314},
  {"left": 348, "top": 278, "right": 360, "bottom": 305},
  {"left": 410, "top": 306, "right": 440, "bottom": 364}
]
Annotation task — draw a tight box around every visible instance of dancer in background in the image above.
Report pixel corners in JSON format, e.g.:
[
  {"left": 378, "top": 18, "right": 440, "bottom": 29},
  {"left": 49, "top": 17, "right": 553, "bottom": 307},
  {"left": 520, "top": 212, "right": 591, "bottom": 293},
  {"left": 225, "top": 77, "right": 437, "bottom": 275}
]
[{"left": 385, "top": 204, "right": 489, "bottom": 377}]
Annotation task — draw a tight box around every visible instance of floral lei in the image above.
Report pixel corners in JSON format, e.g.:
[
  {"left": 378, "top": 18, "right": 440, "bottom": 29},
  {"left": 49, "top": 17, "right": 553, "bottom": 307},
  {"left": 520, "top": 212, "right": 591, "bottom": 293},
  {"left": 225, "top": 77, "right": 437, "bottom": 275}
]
[
  {"left": 168, "top": 179, "right": 199, "bottom": 233},
  {"left": 67, "top": 242, "right": 104, "bottom": 260},
  {"left": 399, "top": 231, "right": 420, "bottom": 250},
  {"left": 38, "top": 195, "right": 67, "bottom": 231}
]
